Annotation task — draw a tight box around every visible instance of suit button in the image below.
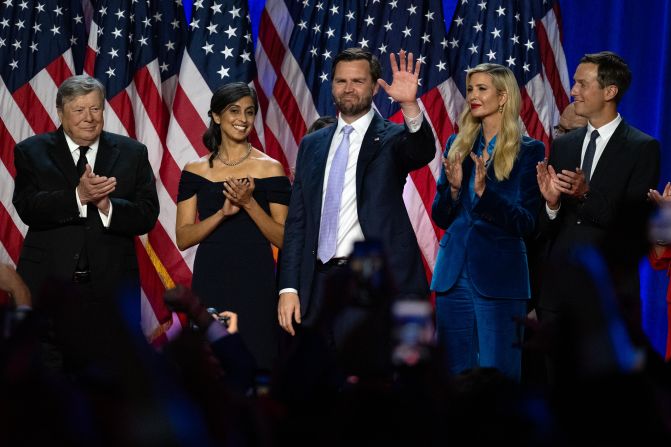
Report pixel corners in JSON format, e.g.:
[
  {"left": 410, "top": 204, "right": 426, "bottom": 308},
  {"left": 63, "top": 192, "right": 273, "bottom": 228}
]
[
  {"left": 74, "top": 253, "right": 79, "bottom": 260},
  {"left": 85, "top": 226, "right": 91, "bottom": 230},
  {"left": 576, "top": 219, "right": 582, "bottom": 225}
]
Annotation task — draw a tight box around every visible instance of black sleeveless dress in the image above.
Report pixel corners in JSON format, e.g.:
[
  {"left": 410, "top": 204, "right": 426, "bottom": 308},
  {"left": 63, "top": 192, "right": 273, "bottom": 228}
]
[{"left": 177, "top": 171, "right": 291, "bottom": 371}]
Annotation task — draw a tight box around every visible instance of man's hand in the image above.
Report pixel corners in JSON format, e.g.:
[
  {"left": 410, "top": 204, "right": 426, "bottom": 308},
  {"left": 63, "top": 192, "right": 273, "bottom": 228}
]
[
  {"left": 554, "top": 167, "right": 589, "bottom": 199},
  {"left": 278, "top": 292, "right": 301, "bottom": 336},
  {"left": 648, "top": 181, "right": 671, "bottom": 205},
  {"left": 377, "top": 49, "right": 421, "bottom": 116},
  {"left": 536, "top": 159, "right": 561, "bottom": 209},
  {"left": 217, "top": 311, "right": 238, "bottom": 334},
  {"left": 77, "top": 164, "right": 116, "bottom": 206},
  {"left": 0, "top": 263, "right": 31, "bottom": 307}
]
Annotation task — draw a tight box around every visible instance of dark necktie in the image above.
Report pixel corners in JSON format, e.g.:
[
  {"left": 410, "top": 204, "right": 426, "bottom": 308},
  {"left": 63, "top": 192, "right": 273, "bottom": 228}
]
[
  {"left": 77, "top": 146, "right": 89, "bottom": 176},
  {"left": 581, "top": 130, "right": 599, "bottom": 184},
  {"left": 76, "top": 146, "right": 90, "bottom": 272}
]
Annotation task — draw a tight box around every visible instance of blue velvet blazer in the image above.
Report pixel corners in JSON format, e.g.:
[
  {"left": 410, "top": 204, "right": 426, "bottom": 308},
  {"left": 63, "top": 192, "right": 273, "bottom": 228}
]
[{"left": 430, "top": 134, "right": 544, "bottom": 299}]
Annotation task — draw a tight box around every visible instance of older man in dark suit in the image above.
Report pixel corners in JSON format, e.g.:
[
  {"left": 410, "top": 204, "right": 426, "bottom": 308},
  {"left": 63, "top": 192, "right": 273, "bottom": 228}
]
[
  {"left": 12, "top": 75, "right": 159, "bottom": 374},
  {"left": 277, "top": 48, "right": 435, "bottom": 349},
  {"left": 536, "top": 52, "right": 660, "bottom": 378}
]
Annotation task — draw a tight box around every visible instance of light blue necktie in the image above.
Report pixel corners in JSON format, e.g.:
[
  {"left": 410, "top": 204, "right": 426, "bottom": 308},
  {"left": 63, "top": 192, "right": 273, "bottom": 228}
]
[{"left": 318, "top": 125, "right": 353, "bottom": 262}]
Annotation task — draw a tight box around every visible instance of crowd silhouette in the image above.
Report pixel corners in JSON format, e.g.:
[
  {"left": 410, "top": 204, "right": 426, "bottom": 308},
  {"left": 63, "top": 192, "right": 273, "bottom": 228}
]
[{"left": 2, "top": 236, "right": 670, "bottom": 446}]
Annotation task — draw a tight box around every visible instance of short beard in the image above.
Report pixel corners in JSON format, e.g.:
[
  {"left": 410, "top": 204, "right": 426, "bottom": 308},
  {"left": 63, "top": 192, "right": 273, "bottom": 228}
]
[{"left": 333, "top": 91, "right": 374, "bottom": 117}]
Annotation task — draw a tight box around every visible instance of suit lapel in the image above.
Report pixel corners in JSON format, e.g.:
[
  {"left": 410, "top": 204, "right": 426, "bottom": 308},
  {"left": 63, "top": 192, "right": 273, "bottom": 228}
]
[
  {"left": 94, "top": 131, "right": 120, "bottom": 177},
  {"left": 308, "top": 126, "right": 337, "bottom": 223},
  {"left": 48, "top": 128, "right": 79, "bottom": 188},
  {"left": 356, "top": 113, "right": 384, "bottom": 195},
  {"left": 567, "top": 127, "right": 587, "bottom": 169},
  {"left": 588, "top": 120, "right": 627, "bottom": 185}
]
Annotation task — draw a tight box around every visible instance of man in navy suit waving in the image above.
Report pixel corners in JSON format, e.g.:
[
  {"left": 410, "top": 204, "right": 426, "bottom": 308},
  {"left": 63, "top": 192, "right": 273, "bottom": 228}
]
[{"left": 278, "top": 48, "right": 436, "bottom": 346}]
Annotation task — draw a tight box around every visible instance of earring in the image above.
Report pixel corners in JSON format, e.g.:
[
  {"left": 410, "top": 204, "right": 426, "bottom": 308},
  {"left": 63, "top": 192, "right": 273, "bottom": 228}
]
[{"left": 498, "top": 105, "right": 504, "bottom": 113}]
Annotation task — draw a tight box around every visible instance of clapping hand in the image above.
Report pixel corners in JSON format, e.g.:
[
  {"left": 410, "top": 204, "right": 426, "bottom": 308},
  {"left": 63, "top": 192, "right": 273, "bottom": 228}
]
[
  {"left": 648, "top": 181, "right": 671, "bottom": 205},
  {"left": 77, "top": 164, "right": 116, "bottom": 214},
  {"left": 469, "top": 152, "right": 487, "bottom": 197},
  {"left": 536, "top": 159, "right": 561, "bottom": 209},
  {"left": 442, "top": 155, "right": 462, "bottom": 200},
  {"left": 223, "top": 176, "right": 255, "bottom": 209},
  {"left": 555, "top": 167, "right": 588, "bottom": 198}
]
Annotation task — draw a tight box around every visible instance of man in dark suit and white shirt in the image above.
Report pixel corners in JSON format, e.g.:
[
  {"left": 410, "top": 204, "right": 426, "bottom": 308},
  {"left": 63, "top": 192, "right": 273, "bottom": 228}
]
[
  {"left": 277, "top": 48, "right": 436, "bottom": 345},
  {"left": 13, "top": 75, "right": 159, "bottom": 373},
  {"left": 535, "top": 52, "right": 660, "bottom": 368}
]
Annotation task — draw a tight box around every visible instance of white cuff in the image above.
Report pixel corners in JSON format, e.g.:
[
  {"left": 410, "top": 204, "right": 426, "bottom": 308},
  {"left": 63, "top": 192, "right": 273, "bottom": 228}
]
[
  {"left": 75, "top": 188, "right": 87, "bottom": 217},
  {"left": 545, "top": 202, "right": 560, "bottom": 220},
  {"left": 402, "top": 109, "right": 424, "bottom": 133},
  {"left": 279, "top": 288, "right": 298, "bottom": 296},
  {"left": 98, "top": 201, "right": 113, "bottom": 227}
]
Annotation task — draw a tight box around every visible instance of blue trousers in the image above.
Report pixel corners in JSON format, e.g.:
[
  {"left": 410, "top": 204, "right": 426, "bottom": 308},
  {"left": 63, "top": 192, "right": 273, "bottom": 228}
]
[{"left": 435, "top": 268, "right": 527, "bottom": 381}]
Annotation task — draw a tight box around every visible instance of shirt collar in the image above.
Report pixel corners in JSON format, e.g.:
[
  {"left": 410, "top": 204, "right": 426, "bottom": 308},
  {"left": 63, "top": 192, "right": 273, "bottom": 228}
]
[
  {"left": 336, "top": 107, "right": 375, "bottom": 137},
  {"left": 587, "top": 113, "right": 622, "bottom": 141},
  {"left": 63, "top": 131, "right": 100, "bottom": 155},
  {"left": 476, "top": 128, "right": 497, "bottom": 156}
]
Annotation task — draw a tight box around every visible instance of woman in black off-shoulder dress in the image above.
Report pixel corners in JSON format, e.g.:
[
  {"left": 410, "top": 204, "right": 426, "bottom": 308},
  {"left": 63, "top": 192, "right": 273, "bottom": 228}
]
[{"left": 176, "top": 83, "right": 290, "bottom": 372}]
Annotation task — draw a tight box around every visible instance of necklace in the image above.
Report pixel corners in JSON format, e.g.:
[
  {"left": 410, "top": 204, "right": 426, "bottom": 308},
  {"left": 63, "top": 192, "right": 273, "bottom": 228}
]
[{"left": 218, "top": 143, "right": 252, "bottom": 167}]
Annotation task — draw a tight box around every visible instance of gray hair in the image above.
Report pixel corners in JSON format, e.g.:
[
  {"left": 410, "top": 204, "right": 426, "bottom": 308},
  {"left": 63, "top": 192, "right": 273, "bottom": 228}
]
[{"left": 56, "top": 75, "right": 106, "bottom": 109}]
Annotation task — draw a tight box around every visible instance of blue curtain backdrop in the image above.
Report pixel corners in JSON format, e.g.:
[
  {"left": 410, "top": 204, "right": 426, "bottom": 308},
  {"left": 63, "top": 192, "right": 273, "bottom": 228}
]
[{"left": 183, "top": 0, "right": 671, "bottom": 354}]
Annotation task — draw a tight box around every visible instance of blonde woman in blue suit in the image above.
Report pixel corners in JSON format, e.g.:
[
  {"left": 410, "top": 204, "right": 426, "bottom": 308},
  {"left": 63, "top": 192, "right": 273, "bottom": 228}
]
[{"left": 431, "top": 64, "right": 544, "bottom": 381}]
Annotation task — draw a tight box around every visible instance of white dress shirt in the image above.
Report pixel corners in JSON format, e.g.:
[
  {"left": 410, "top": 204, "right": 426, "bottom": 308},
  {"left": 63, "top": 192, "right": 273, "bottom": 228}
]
[
  {"left": 323, "top": 108, "right": 424, "bottom": 258},
  {"left": 279, "top": 107, "right": 424, "bottom": 296},
  {"left": 64, "top": 133, "right": 113, "bottom": 227}
]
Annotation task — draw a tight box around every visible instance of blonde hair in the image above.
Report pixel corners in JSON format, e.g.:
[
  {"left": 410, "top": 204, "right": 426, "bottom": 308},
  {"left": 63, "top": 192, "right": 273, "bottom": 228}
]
[{"left": 447, "top": 64, "right": 521, "bottom": 180}]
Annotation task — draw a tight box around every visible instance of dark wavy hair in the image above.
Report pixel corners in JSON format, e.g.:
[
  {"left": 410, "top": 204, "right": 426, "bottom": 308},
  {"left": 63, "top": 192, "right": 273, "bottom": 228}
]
[
  {"left": 580, "top": 51, "right": 632, "bottom": 104},
  {"left": 202, "top": 82, "right": 259, "bottom": 167}
]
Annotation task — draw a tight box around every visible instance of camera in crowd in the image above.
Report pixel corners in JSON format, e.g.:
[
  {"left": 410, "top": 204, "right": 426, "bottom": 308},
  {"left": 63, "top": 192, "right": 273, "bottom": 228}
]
[{"left": 206, "top": 307, "right": 230, "bottom": 328}]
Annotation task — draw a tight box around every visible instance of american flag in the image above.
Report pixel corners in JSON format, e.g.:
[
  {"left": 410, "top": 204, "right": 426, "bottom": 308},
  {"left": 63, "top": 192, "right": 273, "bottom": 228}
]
[
  {"left": 165, "top": 0, "right": 259, "bottom": 174},
  {"left": 83, "top": 0, "right": 190, "bottom": 345},
  {"left": 161, "top": 0, "right": 258, "bottom": 332},
  {"left": 1, "top": 0, "right": 568, "bottom": 340},
  {"left": 0, "top": 0, "right": 86, "bottom": 296},
  {"left": 445, "top": 0, "right": 569, "bottom": 148},
  {"left": 254, "top": 0, "right": 569, "bottom": 281}
]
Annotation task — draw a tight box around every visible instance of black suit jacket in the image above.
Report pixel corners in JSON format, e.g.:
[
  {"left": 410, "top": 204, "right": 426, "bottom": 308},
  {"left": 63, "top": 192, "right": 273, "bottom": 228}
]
[
  {"left": 13, "top": 128, "right": 159, "bottom": 303},
  {"left": 537, "top": 120, "right": 660, "bottom": 314},
  {"left": 279, "top": 113, "right": 436, "bottom": 320}
]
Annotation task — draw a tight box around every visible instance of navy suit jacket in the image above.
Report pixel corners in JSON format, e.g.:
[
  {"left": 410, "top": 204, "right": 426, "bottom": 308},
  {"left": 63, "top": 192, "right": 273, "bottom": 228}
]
[
  {"left": 431, "top": 134, "right": 545, "bottom": 299},
  {"left": 279, "top": 113, "right": 436, "bottom": 319},
  {"left": 13, "top": 128, "right": 159, "bottom": 302},
  {"left": 537, "top": 120, "right": 660, "bottom": 312}
]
